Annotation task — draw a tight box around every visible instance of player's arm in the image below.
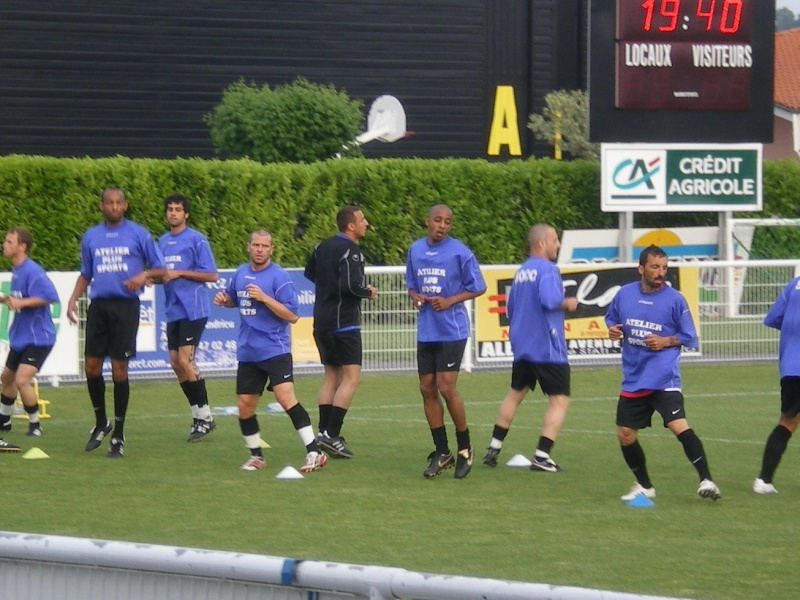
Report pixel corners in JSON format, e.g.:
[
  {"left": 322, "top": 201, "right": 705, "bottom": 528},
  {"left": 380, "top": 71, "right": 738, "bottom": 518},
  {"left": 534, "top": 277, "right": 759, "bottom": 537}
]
[
  {"left": 67, "top": 274, "right": 91, "bottom": 324},
  {"left": 246, "top": 282, "right": 299, "bottom": 324}
]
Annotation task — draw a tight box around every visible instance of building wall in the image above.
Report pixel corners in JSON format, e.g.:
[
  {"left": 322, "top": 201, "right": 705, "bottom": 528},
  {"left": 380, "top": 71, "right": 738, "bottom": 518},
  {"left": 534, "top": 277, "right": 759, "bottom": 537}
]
[
  {"left": 0, "top": 1, "right": 586, "bottom": 160},
  {"left": 764, "top": 116, "right": 799, "bottom": 161}
]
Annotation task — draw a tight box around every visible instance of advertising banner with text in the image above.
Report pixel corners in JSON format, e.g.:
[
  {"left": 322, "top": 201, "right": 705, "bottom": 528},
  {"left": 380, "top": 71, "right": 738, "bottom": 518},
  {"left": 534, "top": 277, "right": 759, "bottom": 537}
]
[{"left": 475, "top": 265, "right": 700, "bottom": 362}]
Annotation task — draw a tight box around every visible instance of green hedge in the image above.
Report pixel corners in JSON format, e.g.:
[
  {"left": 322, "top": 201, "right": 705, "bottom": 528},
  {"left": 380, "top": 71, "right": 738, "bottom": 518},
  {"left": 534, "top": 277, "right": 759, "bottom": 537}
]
[{"left": 0, "top": 155, "right": 798, "bottom": 270}]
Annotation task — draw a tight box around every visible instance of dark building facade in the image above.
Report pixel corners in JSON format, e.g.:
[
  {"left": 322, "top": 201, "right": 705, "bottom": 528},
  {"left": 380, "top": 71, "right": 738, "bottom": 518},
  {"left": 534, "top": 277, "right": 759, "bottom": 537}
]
[{"left": 0, "top": 1, "right": 586, "bottom": 160}]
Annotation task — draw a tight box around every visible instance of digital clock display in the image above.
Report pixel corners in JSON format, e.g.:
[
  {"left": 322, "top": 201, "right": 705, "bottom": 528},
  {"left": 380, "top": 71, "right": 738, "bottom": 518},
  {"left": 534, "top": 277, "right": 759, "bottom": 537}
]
[{"left": 615, "top": 0, "right": 753, "bottom": 110}]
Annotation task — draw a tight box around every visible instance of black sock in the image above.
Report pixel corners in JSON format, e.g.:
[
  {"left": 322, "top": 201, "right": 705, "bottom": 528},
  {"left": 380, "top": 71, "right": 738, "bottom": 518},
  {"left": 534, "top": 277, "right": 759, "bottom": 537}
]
[
  {"left": 491, "top": 424, "right": 509, "bottom": 442},
  {"left": 759, "top": 425, "right": 792, "bottom": 483},
  {"left": 239, "top": 415, "right": 262, "bottom": 456},
  {"left": 180, "top": 380, "right": 196, "bottom": 407},
  {"left": 621, "top": 440, "right": 652, "bottom": 489},
  {"left": 0, "top": 394, "right": 15, "bottom": 425},
  {"left": 112, "top": 379, "right": 129, "bottom": 439},
  {"left": 86, "top": 376, "right": 106, "bottom": 426},
  {"left": 286, "top": 403, "right": 311, "bottom": 430},
  {"left": 327, "top": 407, "right": 347, "bottom": 438},
  {"left": 455, "top": 427, "right": 471, "bottom": 452},
  {"left": 677, "top": 428, "right": 712, "bottom": 481},
  {"left": 318, "top": 404, "right": 333, "bottom": 433},
  {"left": 431, "top": 426, "right": 449, "bottom": 454},
  {"left": 537, "top": 436, "right": 554, "bottom": 455}
]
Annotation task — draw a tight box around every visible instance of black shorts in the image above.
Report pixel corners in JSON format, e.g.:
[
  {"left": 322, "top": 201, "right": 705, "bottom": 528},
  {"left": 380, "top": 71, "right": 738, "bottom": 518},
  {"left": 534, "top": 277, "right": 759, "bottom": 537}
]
[
  {"left": 313, "top": 329, "right": 362, "bottom": 366},
  {"left": 417, "top": 339, "right": 468, "bottom": 375},
  {"left": 236, "top": 353, "right": 294, "bottom": 395},
  {"left": 166, "top": 318, "right": 208, "bottom": 350},
  {"left": 85, "top": 298, "right": 140, "bottom": 361},
  {"left": 510, "top": 360, "right": 571, "bottom": 396},
  {"left": 779, "top": 376, "right": 800, "bottom": 419},
  {"left": 5, "top": 345, "right": 54, "bottom": 372},
  {"left": 616, "top": 390, "right": 686, "bottom": 430}
]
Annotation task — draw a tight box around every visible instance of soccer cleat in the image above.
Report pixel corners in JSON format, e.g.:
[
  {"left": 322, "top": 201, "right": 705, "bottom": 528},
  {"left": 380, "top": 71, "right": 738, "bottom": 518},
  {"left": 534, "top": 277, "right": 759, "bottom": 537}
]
[
  {"left": 0, "top": 439, "right": 22, "bottom": 453},
  {"left": 27, "top": 423, "right": 43, "bottom": 437},
  {"left": 423, "top": 451, "right": 455, "bottom": 478},
  {"left": 753, "top": 478, "right": 778, "bottom": 495},
  {"left": 187, "top": 418, "right": 217, "bottom": 443},
  {"left": 697, "top": 479, "right": 721, "bottom": 501},
  {"left": 454, "top": 446, "right": 474, "bottom": 479},
  {"left": 0, "top": 420, "right": 11, "bottom": 433},
  {"left": 85, "top": 421, "right": 113, "bottom": 452},
  {"left": 317, "top": 432, "right": 354, "bottom": 458},
  {"left": 530, "top": 454, "right": 564, "bottom": 473},
  {"left": 482, "top": 447, "right": 500, "bottom": 467},
  {"left": 621, "top": 482, "right": 656, "bottom": 501},
  {"left": 240, "top": 456, "right": 266, "bottom": 471},
  {"left": 300, "top": 451, "right": 328, "bottom": 473},
  {"left": 107, "top": 437, "right": 125, "bottom": 458}
]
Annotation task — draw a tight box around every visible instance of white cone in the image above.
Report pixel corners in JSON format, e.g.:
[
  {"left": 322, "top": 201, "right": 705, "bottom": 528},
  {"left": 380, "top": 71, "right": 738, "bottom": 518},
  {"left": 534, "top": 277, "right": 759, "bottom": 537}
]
[
  {"left": 275, "top": 466, "right": 304, "bottom": 480},
  {"left": 506, "top": 453, "right": 533, "bottom": 467}
]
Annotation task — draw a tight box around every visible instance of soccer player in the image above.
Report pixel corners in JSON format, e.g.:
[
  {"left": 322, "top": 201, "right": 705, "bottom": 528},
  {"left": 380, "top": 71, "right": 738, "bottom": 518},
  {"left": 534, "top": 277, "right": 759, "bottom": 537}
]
[
  {"left": 67, "top": 187, "right": 166, "bottom": 458},
  {"left": 406, "top": 204, "right": 486, "bottom": 479},
  {"left": 214, "top": 230, "right": 326, "bottom": 473},
  {"left": 605, "top": 244, "right": 721, "bottom": 501},
  {"left": 753, "top": 274, "right": 800, "bottom": 494},
  {"left": 0, "top": 227, "right": 59, "bottom": 438},
  {"left": 304, "top": 205, "right": 377, "bottom": 459},
  {"left": 153, "top": 194, "right": 219, "bottom": 442},
  {"left": 482, "top": 224, "right": 577, "bottom": 473}
]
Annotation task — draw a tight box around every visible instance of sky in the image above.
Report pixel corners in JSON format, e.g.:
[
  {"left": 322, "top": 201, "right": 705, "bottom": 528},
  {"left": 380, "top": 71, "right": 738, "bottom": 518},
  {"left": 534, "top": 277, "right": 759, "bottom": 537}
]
[{"left": 778, "top": 0, "right": 800, "bottom": 15}]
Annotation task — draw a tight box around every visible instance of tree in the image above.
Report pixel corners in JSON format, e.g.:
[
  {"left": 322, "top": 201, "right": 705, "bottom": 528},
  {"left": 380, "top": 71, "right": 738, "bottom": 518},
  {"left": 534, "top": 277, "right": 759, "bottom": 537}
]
[
  {"left": 776, "top": 7, "right": 800, "bottom": 31},
  {"left": 205, "top": 77, "right": 365, "bottom": 163},
  {"left": 527, "top": 89, "right": 598, "bottom": 160}
]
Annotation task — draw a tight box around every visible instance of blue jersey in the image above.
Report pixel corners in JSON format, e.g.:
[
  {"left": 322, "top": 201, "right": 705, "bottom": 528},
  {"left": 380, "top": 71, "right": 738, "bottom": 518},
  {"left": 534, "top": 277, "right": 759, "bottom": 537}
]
[
  {"left": 507, "top": 256, "right": 568, "bottom": 364},
  {"left": 604, "top": 281, "right": 698, "bottom": 393},
  {"left": 226, "top": 261, "right": 298, "bottom": 363},
  {"left": 80, "top": 219, "right": 164, "bottom": 300},
  {"left": 406, "top": 236, "right": 486, "bottom": 342},
  {"left": 764, "top": 276, "right": 800, "bottom": 378},
  {"left": 158, "top": 227, "right": 217, "bottom": 322},
  {"left": 8, "top": 257, "right": 58, "bottom": 350}
]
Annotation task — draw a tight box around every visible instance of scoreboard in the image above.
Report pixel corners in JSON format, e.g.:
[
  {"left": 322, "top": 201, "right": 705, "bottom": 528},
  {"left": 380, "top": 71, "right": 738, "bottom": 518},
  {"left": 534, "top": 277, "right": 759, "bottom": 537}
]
[{"left": 589, "top": 0, "right": 774, "bottom": 142}]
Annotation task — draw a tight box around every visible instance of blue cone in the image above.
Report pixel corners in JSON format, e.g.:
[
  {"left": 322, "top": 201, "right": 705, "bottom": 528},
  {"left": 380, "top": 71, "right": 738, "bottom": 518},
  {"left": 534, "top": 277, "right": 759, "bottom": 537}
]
[{"left": 626, "top": 494, "right": 655, "bottom": 507}]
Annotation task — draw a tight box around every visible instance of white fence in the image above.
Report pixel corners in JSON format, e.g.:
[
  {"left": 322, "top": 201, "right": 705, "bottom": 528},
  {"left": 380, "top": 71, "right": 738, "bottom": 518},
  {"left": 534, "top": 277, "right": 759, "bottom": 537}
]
[
  {"left": 0, "top": 531, "right": 693, "bottom": 600},
  {"left": 6, "top": 260, "right": 793, "bottom": 385}
]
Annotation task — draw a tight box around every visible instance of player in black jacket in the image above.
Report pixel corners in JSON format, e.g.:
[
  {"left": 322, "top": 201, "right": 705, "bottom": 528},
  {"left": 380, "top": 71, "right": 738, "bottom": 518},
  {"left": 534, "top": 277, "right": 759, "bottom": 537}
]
[{"left": 304, "top": 206, "right": 377, "bottom": 458}]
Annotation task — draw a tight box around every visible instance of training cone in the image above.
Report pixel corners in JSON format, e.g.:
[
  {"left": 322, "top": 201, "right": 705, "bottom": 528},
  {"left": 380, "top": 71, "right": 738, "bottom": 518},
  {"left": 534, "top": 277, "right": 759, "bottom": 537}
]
[
  {"left": 22, "top": 447, "right": 50, "bottom": 460},
  {"left": 259, "top": 438, "right": 271, "bottom": 449},
  {"left": 506, "top": 454, "right": 533, "bottom": 468},
  {"left": 275, "top": 466, "right": 304, "bottom": 480},
  {"left": 626, "top": 494, "right": 655, "bottom": 508}
]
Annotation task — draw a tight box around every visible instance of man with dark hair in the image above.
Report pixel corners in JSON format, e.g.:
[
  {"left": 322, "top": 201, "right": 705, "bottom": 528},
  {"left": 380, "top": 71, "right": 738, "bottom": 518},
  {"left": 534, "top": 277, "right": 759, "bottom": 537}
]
[
  {"left": 407, "top": 205, "right": 486, "bottom": 479},
  {"left": 605, "top": 244, "right": 721, "bottom": 501},
  {"left": 0, "top": 227, "right": 59, "bottom": 441},
  {"left": 67, "top": 187, "right": 166, "bottom": 458},
  {"left": 483, "top": 224, "right": 577, "bottom": 473},
  {"left": 214, "top": 230, "right": 327, "bottom": 473},
  {"left": 753, "top": 274, "right": 800, "bottom": 494},
  {"left": 152, "top": 194, "right": 219, "bottom": 442},
  {"left": 304, "top": 205, "right": 377, "bottom": 458}
]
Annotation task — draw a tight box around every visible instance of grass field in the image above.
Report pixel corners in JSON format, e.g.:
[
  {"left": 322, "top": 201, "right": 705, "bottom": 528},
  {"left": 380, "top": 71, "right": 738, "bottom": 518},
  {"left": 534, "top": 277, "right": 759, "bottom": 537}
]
[{"left": 0, "top": 362, "right": 793, "bottom": 600}]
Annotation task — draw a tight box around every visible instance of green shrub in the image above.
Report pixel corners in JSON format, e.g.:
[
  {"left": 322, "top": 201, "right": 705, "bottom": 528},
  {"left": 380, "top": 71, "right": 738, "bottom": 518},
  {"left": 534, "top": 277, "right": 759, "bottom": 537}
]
[{"left": 205, "top": 78, "right": 365, "bottom": 163}]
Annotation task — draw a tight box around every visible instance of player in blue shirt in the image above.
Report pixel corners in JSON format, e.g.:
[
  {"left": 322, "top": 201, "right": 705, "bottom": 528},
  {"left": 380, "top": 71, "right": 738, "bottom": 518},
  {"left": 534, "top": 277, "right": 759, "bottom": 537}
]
[
  {"left": 482, "top": 224, "right": 577, "bottom": 473},
  {"left": 153, "top": 194, "right": 219, "bottom": 442},
  {"left": 605, "top": 244, "right": 720, "bottom": 501},
  {"left": 214, "top": 230, "right": 326, "bottom": 474},
  {"left": 753, "top": 275, "right": 800, "bottom": 494},
  {"left": 406, "top": 204, "right": 486, "bottom": 479},
  {"left": 67, "top": 187, "right": 166, "bottom": 458},
  {"left": 0, "top": 228, "right": 59, "bottom": 443}
]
